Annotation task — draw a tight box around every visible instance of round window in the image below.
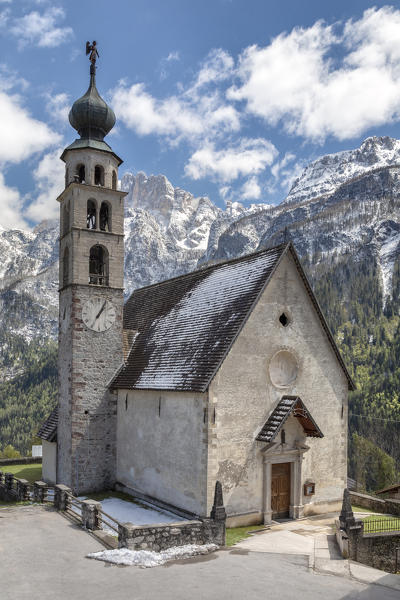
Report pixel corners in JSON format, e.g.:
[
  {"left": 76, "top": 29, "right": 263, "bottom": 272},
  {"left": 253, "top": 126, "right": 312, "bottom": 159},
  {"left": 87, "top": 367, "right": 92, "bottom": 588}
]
[{"left": 269, "top": 350, "right": 298, "bottom": 388}]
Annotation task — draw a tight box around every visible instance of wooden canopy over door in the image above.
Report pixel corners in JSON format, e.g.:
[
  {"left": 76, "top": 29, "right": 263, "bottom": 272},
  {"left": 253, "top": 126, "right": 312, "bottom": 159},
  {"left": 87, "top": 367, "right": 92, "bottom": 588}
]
[{"left": 271, "top": 463, "right": 291, "bottom": 518}]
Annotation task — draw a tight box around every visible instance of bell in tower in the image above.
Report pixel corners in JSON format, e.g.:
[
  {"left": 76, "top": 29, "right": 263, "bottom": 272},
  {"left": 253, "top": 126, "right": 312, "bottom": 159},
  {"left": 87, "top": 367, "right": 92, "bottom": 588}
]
[{"left": 54, "top": 42, "right": 127, "bottom": 494}]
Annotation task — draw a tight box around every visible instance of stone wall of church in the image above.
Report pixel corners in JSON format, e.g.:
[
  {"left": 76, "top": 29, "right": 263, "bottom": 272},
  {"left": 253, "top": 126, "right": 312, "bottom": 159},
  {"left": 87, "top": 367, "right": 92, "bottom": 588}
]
[
  {"left": 207, "top": 252, "right": 348, "bottom": 522},
  {"left": 116, "top": 389, "right": 208, "bottom": 516}
]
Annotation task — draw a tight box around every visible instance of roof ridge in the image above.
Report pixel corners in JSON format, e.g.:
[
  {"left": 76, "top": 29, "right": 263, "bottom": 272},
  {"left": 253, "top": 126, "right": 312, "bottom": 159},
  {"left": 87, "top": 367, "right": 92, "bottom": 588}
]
[{"left": 125, "top": 242, "right": 289, "bottom": 298}]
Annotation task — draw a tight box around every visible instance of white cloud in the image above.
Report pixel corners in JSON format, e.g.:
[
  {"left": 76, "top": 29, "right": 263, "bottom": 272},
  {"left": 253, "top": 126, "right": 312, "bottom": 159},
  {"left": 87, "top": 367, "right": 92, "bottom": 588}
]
[
  {"left": 159, "top": 51, "right": 180, "bottom": 80},
  {"left": 229, "top": 6, "right": 400, "bottom": 142},
  {"left": 192, "top": 48, "right": 234, "bottom": 89},
  {"left": 166, "top": 51, "right": 180, "bottom": 62},
  {"left": 271, "top": 152, "right": 296, "bottom": 180},
  {"left": 45, "top": 92, "right": 70, "bottom": 126},
  {"left": 240, "top": 176, "right": 261, "bottom": 200},
  {"left": 0, "top": 171, "right": 29, "bottom": 230},
  {"left": 111, "top": 81, "right": 239, "bottom": 144},
  {"left": 185, "top": 138, "right": 278, "bottom": 182},
  {"left": 0, "top": 90, "right": 60, "bottom": 163},
  {"left": 27, "top": 147, "right": 65, "bottom": 222},
  {"left": 9, "top": 7, "right": 73, "bottom": 48}
]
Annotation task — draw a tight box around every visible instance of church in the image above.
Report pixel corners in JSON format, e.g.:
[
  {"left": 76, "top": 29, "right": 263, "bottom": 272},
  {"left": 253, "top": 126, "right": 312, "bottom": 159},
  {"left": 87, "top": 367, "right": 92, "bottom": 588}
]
[{"left": 39, "top": 54, "right": 354, "bottom": 526}]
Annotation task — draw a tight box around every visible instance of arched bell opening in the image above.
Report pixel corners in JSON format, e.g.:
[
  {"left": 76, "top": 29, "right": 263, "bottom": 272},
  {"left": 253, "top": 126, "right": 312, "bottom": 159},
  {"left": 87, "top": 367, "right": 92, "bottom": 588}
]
[
  {"left": 94, "top": 165, "right": 105, "bottom": 186},
  {"left": 76, "top": 163, "right": 86, "bottom": 184},
  {"left": 89, "top": 244, "right": 109, "bottom": 286},
  {"left": 99, "top": 201, "right": 111, "bottom": 232},
  {"left": 87, "top": 199, "right": 97, "bottom": 229},
  {"left": 63, "top": 246, "right": 69, "bottom": 287}
]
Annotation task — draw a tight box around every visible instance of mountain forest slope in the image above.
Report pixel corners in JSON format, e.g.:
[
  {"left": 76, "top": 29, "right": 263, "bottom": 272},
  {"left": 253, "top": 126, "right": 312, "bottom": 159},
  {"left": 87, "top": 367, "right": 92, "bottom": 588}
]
[{"left": 0, "top": 136, "right": 399, "bottom": 491}]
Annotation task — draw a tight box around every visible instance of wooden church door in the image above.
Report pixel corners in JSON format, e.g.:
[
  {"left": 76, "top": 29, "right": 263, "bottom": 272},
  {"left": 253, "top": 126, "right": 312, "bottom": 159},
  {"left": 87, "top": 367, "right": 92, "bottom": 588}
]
[{"left": 271, "top": 463, "right": 291, "bottom": 518}]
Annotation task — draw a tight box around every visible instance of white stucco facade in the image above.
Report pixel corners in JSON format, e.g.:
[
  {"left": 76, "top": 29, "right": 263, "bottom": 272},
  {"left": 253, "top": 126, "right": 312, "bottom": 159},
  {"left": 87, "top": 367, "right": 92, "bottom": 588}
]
[
  {"left": 42, "top": 440, "right": 57, "bottom": 485},
  {"left": 116, "top": 390, "right": 208, "bottom": 516}
]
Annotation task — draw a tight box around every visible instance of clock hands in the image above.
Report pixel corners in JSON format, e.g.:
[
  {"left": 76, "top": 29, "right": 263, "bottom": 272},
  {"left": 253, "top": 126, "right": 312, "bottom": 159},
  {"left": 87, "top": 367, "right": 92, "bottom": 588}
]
[
  {"left": 95, "top": 301, "right": 106, "bottom": 320},
  {"left": 90, "top": 301, "right": 106, "bottom": 329}
]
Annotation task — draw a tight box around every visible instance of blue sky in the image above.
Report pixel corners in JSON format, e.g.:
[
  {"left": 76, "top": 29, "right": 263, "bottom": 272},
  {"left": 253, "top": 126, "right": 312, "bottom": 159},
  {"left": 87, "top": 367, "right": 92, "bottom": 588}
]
[{"left": 2, "top": 0, "right": 400, "bottom": 229}]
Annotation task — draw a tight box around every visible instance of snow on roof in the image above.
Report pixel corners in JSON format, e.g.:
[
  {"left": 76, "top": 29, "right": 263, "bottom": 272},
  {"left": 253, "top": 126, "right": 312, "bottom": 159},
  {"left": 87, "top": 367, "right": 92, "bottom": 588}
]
[{"left": 112, "top": 244, "right": 286, "bottom": 392}]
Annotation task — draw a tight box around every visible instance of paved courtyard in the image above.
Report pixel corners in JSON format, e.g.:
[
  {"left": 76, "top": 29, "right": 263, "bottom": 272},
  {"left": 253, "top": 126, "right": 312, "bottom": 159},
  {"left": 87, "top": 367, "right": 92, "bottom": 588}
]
[{"left": 0, "top": 505, "right": 399, "bottom": 600}]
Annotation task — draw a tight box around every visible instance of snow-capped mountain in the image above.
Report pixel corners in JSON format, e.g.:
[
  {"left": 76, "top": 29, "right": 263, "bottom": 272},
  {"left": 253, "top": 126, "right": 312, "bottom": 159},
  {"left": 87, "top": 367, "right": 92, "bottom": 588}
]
[
  {"left": 285, "top": 136, "right": 400, "bottom": 205},
  {"left": 1, "top": 136, "right": 400, "bottom": 358}
]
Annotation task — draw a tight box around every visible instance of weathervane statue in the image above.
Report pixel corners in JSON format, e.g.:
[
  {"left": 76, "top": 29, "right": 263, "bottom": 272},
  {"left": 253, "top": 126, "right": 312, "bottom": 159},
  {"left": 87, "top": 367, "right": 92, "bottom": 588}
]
[{"left": 86, "top": 40, "right": 99, "bottom": 74}]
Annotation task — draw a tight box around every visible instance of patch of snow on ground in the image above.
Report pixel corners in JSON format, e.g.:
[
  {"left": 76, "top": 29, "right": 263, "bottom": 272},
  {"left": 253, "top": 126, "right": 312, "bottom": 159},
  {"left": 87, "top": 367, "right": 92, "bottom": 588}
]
[
  {"left": 87, "top": 544, "right": 218, "bottom": 568},
  {"left": 77, "top": 496, "right": 185, "bottom": 534}
]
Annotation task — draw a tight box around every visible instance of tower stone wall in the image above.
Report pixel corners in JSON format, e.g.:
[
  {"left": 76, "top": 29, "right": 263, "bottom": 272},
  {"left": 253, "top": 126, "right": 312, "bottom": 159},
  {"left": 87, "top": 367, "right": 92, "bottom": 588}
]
[
  {"left": 58, "top": 284, "right": 123, "bottom": 492},
  {"left": 56, "top": 63, "right": 125, "bottom": 494}
]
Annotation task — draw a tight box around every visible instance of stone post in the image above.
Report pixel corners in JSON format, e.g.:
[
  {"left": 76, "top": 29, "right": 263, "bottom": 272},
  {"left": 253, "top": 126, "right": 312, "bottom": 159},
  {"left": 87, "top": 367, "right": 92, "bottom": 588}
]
[
  {"left": 33, "top": 481, "right": 48, "bottom": 503},
  {"left": 5, "top": 473, "right": 14, "bottom": 492},
  {"left": 209, "top": 480, "right": 226, "bottom": 546},
  {"left": 54, "top": 484, "right": 71, "bottom": 511},
  {"left": 118, "top": 522, "right": 135, "bottom": 549},
  {"left": 82, "top": 499, "right": 102, "bottom": 530},
  {"left": 339, "top": 488, "right": 355, "bottom": 529},
  {"left": 16, "top": 478, "right": 30, "bottom": 502},
  {"left": 0, "top": 471, "right": 4, "bottom": 485}
]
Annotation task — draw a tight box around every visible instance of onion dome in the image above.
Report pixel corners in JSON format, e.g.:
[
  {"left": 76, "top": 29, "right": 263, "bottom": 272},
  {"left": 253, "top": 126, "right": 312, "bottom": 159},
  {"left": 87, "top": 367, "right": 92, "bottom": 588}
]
[{"left": 69, "top": 70, "right": 115, "bottom": 141}]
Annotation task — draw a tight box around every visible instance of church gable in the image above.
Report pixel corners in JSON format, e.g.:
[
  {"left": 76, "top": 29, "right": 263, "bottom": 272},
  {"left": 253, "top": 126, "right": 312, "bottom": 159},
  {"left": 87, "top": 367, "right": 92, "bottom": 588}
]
[{"left": 111, "top": 242, "right": 353, "bottom": 393}]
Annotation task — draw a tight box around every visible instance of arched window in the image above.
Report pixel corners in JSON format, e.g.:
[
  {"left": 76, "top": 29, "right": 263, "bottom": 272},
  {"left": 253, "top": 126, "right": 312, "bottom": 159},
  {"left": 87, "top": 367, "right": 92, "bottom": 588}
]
[
  {"left": 77, "top": 164, "right": 85, "bottom": 183},
  {"left": 112, "top": 170, "right": 117, "bottom": 190},
  {"left": 87, "top": 199, "right": 97, "bottom": 229},
  {"left": 89, "top": 245, "right": 108, "bottom": 286},
  {"left": 63, "top": 246, "right": 69, "bottom": 287},
  {"left": 62, "top": 201, "right": 70, "bottom": 236},
  {"left": 94, "top": 165, "right": 104, "bottom": 186},
  {"left": 99, "top": 202, "right": 111, "bottom": 232}
]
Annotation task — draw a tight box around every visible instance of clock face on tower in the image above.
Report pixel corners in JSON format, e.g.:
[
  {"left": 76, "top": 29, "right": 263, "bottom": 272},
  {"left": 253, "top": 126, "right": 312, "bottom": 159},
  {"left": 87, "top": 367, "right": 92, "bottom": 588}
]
[{"left": 82, "top": 298, "right": 116, "bottom": 332}]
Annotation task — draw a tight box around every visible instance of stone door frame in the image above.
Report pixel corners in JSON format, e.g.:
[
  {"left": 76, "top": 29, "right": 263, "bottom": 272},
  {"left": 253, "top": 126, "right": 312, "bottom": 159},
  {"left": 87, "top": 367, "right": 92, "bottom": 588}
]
[{"left": 262, "top": 443, "right": 309, "bottom": 524}]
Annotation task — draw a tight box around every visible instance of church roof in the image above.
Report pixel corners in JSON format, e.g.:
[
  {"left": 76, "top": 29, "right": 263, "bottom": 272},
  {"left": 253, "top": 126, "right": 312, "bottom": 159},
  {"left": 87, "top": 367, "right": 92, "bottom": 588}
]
[
  {"left": 111, "top": 242, "right": 355, "bottom": 392},
  {"left": 256, "top": 396, "right": 323, "bottom": 443},
  {"left": 37, "top": 406, "right": 58, "bottom": 442}
]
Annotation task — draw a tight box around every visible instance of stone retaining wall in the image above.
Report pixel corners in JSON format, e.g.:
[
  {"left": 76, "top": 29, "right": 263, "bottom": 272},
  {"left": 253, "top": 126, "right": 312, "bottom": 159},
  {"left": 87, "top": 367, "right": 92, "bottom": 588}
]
[
  {"left": 352, "top": 529, "right": 400, "bottom": 573},
  {"left": 118, "top": 482, "right": 226, "bottom": 552},
  {"left": 338, "top": 489, "right": 400, "bottom": 573},
  {"left": 350, "top": 491, "right": 400, "bottom": 517},
  {"left": 118, "top": 518, "right": 225, "bottom": 552}
]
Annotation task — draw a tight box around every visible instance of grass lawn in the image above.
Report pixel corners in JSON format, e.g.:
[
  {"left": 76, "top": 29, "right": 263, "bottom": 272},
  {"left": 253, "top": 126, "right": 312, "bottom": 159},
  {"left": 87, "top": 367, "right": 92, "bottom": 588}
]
[
  {"left": 362, "top": 513, "right": 400, "bottom": 531},
  {"left": 352, "top": 505, "right": 383, "bottom": 514},
  {"left": 1, "top": 463, "right": 42, "bottom": 484},
  {"left": 225, "top": 525, "right": 264, "bottom": 547}
]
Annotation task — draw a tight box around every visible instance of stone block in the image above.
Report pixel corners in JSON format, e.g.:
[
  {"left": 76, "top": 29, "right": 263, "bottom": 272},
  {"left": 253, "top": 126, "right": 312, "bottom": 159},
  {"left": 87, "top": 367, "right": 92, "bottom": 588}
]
[{"left": 82, "top": 499, "right": 102, "bottom": 530}]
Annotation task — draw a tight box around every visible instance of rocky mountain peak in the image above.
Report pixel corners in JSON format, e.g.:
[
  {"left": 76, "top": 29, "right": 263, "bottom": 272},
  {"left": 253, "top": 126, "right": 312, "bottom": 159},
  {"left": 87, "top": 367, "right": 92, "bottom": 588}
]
[{"left": 286, "top": 135, "right": 400, "bottom": 205}]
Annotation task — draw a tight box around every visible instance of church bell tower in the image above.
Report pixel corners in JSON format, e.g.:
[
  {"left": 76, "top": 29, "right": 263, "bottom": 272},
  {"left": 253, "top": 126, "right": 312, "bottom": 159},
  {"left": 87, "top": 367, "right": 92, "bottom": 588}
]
[{"left": 57, "top": 46, "right": 126, "bottom": 493}]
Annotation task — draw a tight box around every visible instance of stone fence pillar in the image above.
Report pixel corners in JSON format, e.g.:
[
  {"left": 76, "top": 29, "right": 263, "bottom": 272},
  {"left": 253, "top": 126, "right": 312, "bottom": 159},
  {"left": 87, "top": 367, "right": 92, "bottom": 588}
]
[
  {"left": 33, "top": 481, "right": 48, "bottom": 503},
  {"left": 118, "top": 522, "right": 135, "bottom": 549},
  {"left": 5, "top": 473, "right": 14, "bottom": 491},
  {"left": 0, "top": 471, "right": 4, "bottom": 485},
  {"left": 16, "top": 478, "right": 30, "bottom": 502},
  {"left": 54, "top": 484, "right": 71, "bottom": 511},
  {"left": 82, "top": 500, "right": 102, "bottom": 530}
]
